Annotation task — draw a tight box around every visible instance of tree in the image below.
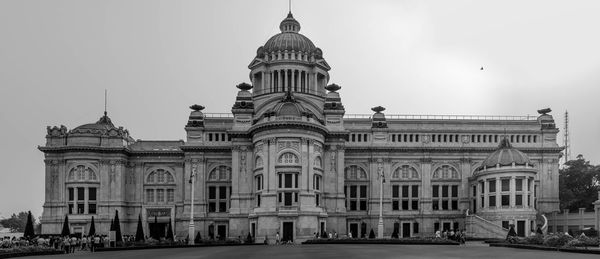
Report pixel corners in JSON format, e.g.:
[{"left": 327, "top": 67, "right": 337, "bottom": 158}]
[
  {"left": 61, "top": 215, "right": 70, "bottom": 236},
  {"left": 0, "top": 211, "right": 28, "bottom": 233},
  {"left": 113, "top": 210, "right": 123, "bottom": 243},
  {"left": 88, "top": 216, "right": 96, "bottom": 236},
  {"left": 166, "top": 220, "right": 174, "bottom": 241},
  {"left": 135, "top": 214, "right": 144, "bottom": 242},
  {"left": 23, "top": 211, "right": 35, "bottom": 239},
  {"left": 559, "top": 155, "right": 600, "bottom": 211},
  {"left": 194, "top": 231, "right": 202, "bottom": 244},
  {"left": 368, "top": 228, "right": 375, "bottom": 239}
]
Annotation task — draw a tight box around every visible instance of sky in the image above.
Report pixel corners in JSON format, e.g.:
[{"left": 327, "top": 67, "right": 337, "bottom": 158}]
[{"left": 0, "top": 0, "right": 599, "bottom": 219}]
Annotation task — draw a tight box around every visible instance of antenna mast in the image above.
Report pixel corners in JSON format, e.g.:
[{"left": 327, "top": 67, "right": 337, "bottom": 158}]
[
  {"left": 104, "top": 89, "right": 107, "bottom": 116},
  {"left": 563, "top": 110, "right": 570, "bottom": 165}
]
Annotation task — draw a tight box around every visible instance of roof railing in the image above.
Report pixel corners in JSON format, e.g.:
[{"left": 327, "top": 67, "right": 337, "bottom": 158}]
[
  {"left": 344, "top": 114, "right": 538, "bottom": 121},
  {"left": 203, "top": 113, "right": 234, "bottom": 118}
]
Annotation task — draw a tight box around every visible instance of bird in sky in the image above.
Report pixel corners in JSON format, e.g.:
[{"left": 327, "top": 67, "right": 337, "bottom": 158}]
[{"left": 480, "top": 66, "right": 484, "bottom": 70}]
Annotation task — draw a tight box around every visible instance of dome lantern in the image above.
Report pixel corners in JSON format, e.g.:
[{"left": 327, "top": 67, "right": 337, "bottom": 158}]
[{"left": 280, "top": 12, "right": 301, "bottom": 33}]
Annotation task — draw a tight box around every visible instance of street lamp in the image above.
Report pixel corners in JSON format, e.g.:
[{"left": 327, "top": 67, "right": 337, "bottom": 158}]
[
  {"left": 377, "top": 159, "right": 385, "bottom": 238},
  {"left": 188, "top": 165, "right": 197, "bottom": 245}
]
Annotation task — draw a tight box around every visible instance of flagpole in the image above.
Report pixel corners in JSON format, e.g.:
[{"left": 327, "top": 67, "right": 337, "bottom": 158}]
[{"left": 377, "top": 159, "right": 384, "bottom": 238}]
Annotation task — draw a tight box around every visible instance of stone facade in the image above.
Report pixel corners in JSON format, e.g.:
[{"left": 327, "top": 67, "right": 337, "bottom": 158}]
[{"left": 40, "top": 12, "right": 561, "bottom": 241}]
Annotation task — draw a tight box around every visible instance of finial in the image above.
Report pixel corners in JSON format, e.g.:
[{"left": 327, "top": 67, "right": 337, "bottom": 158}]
[
  {"left": 325, "top": 84, "right": 341, "bottom": 92},
  {"left": 371, "top": 106, "right": 385, "bottom": 113},
  {"left": 104, "top": 89, "right": 107, "bottom": 116},
  {"left": 189, "top": 104, "right": 205, "bottom": 111},
  {"left": 537, "top": 108, "right": 552, "bottom": 115},
  {"left": 236, "top": 82, "right": 253, "bottom": 91},
  {"left": 289, "top": 0, "right": 291, "bottom": 13}
]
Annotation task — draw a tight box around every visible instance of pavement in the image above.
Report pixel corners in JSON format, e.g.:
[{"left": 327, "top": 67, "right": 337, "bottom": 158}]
[{"left": 19, "top": 243, "right": 599, "bottom": 259}]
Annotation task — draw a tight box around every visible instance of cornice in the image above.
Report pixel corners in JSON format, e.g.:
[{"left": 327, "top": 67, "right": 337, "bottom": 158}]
[{"left": 344, "top": 146, "right": 563, "bottom": 154}]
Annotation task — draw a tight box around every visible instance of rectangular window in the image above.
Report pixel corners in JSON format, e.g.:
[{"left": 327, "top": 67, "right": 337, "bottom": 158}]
[
  {"left": 350, "top": 186, "right": 357, "bottom": 198},
  {"left": 219, "top": 186, "right": 227, "bottom": 200},
  {"left": 278, "top": 174, "right": 282, "bottom": 188},
  {"left": 489, "top": 180, "right": 496, "bottom": 193},
  {"left": 393, "top": 200, "right": 399, "bottom": 210},
  {"left": 501, "top": 195, "right": 509, "bottom": 206},
  {"left": 442, "top": 200, "right": 449, "bottom": 210},
  {"left": 432, "top": 185, "right": 439, "bottom": 197},
  {"left": 219, "top": 202, "right": 227, "bottom": 212},
  {"left": 402, "top": 186, "right": 409, "bottom": 198},
  {"left": 502, "top": 221, "right": 509, "bottom": 229},
  {"left": 295, "top": 174, "right": 298, "bottom": 188},
  {"left": 451, "top": 200, "right": 458, "bottom": 210},
  {"left": 516, "top": 179, "right": 523, "bottom": 192},
  {"left": 472, "top": 186, "right": 476, "bottom": 197},
  {"left": 412, "top": 185, "right": 419, "bottom": 198},
  {"left": 68, "top": 188, "right": 74, "bottom": 201},
  {"left": 392, "top": 185, "right": 399, "bottom": 198},
  {"left": 413, "top": 222, "right": 419, "bottom": 234},
  {"left": 402, "top": 200, "right": 409, "bottom": 210},
  {"left": 285, "top": 174, "right": 292, "bottom": 188},
  {"left": 501, "top": 179, "right": 510, "bottom": 192},
  {"left": 156, "top": 189, "right": 164, "bottom": 202},
  {"left": 88, "top": 204, "right": 96, "bottom": 214},
  {"left": 256, "top": 194, "right": 261, "bottom": 207},
  {"left": 209, "top": 186, "right": 216, "bottom": 199},
  {"left": 77, "top": 187, "right": 85, "bottom": 201},
  {"left": 284, "top": 192, "right": 293, "bottom": 206},
  {"left": 412, "top": 200, "right": 419, "bottom": 210},
  {"left": 146, "top": 189, "right": 154, "bottom": 202},
  {"left": 88, "top": 188, "right": 97, "bottom": 201},
  {"left": 77, "top": 203, "right": 85, "bottom": 214},
  {"left": 209, "top": 202, "right": 216, "bottom": 212},
  {"left": 516, "top": 194, "right": 523, "bottom": 206},
  {"left": 451, "top": 186, "right": 458, "bottom": 197},
  {"left": 442, "top": 186, "right": 448, "bottom": 197},
  {"left": 315, "top": 194, "right": 320, "bottom": 206},
  {"left": 68, "top": 204, "right": 74, "bottom": 214},
  {"left": 489, "top": 195, "right": 496, "bottom": 207},
  {"left": 167, "top": 189, "right": 174, "bottom": 202},
  {"left": 433, "top": 200, "right": 439, "bottom": 210}
]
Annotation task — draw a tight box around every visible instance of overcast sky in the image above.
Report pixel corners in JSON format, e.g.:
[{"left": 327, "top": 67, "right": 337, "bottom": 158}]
[{"left": 1, "top": 0, "right": 599, "bottom": 219}]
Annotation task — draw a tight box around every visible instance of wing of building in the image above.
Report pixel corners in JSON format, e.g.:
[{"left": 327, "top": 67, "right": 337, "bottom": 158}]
[{"left": 39, "top": 12, "right": 561, "bottom": 241}]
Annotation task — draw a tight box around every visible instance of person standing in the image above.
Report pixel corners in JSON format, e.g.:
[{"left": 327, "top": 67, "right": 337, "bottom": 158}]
[
  {"left": 63, "top": 237, "right": 70, "bottom": 254},
  {"left": 275, "top": 232, "right": 280, "bottom": 245}
]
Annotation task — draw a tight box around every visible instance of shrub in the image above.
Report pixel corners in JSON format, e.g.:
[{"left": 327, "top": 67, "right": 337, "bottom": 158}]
[
  {"left": 566, "top": 236, "right": 600, "bottom": 247},
  {"left": 523, "top": 235, "right": 544, "bottom": 245},
  {"left": 543, "top": 233, "right": 573, "bottom": 247}
]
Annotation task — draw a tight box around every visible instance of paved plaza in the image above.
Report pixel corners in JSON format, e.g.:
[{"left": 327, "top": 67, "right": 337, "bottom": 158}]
[{"left": 19, "top": 243, "right": 598, "bottom": 259}]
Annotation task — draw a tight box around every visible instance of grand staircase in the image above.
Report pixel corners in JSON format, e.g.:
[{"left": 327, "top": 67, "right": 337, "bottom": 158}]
[{"left": 465, "top": 214, "right": 508, "bottom": 239}]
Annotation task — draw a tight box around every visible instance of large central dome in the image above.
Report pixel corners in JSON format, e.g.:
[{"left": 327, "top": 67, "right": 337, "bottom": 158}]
[{"left": 257, "top": 12, "right": 321, "bottom": 57}]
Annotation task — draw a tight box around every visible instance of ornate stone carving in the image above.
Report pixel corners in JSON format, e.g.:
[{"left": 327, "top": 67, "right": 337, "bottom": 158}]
[
  {"left": 313, "top": 143, "right": 322, "bottom": 154},
  {"left": 278, "top": 140, "right": 300, "bottom": 152},
  {"left": 422, "top": 135, "right": 430, "bottom": 144}
]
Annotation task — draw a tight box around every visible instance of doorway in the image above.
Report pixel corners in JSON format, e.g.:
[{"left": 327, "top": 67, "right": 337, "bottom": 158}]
[
  {"left": 149, "top": 223, "right": 166, "bottom": 239},
  {"left": 517, "top": 221, "right": 525, "bottom": 237},
  {"left": 402, "top": 223, "right": 411, "bottom": 238},
  {"left": 442, "top": 222, "right": 451, "bottom": 232},
  {"left": 217, "top": 225, "right": 227, "bottom": 240},
  {"left": 282, "top": 222, "right": 293, "bottom": 242},
  {"left": 349, "top": 223, "right": 358, "bottom": 238}
]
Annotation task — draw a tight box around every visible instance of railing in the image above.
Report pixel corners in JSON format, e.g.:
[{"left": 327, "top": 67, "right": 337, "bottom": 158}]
[
  {"left": 344, "top": 114, "right": 538, "bottom": 121},
  {"left": 203, "top": 113, "right": 234, "bottom": 118},
  {"left": 203, "top": 113, "right": 538, "bottom": 121},
  {"left": 251, "top": 88, "right": 325, "bottom": 96}
]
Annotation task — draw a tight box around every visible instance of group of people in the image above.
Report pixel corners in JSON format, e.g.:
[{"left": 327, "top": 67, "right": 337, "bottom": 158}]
[
  {"left": 435, "top": 229, "right": 466, "bottom": 244},
  {"left": 0, "top": 235, "right": 109, "bottom": 253},
  {"left": 312, "top": 231, "right": 338, "bottom": 239}
]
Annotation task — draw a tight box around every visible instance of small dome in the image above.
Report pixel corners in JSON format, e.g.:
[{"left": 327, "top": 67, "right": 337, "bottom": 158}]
[
  {"left": 480, "top": 138, "right": 531, "bottom": 169},
  {"left": 71, "top": 112, "right": 117, "bottom": 134},
  {"left": 259, "top": 12, "right": 318, "bottom": 56}
]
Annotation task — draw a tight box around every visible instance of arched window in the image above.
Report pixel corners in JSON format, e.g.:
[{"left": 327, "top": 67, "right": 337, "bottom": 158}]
[
  {"left": 66, "top": 165, "right": 99, "bottom": 215},
  {"left": 144, "top": 169, "right": 176, "bottom": 205},
  {"left": 67, "top": 165, "right": 98, "bottom": 182},
  {"left": 344, "top": 165, "right": 368, "bottom": 211},
  {"left": 391, "top": 165, "right": 421, "bottom": 211},
  {"left": 278, "top": 152, "right": 299, "bottom": 165},
  {"left": 314, "top": 156, "right": 322, "bottom": 168},
  {"left": 431, "top": 165, "right": 460, "bottom": 211},
  {"left": 208, "top": 165, "right": 231, "bottom": 181},
  {"left": 392, "top": 165, "right": 419, "bottom": 179},
  {"left": 207, "top": 165, "right": 232, "bottom": 213},
  {"left": 255, "top": 156, "right": 263, "bottom": 168},
  {"left": 146, "top": 169, "right": 175, "bottom": 184}
]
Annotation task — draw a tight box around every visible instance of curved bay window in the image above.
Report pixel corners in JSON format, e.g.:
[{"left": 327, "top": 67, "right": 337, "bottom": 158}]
[
  {"left": 66, "top": 165, "right": 99, "bottom": 215},
  {"left": 207, "top": 165, "right": 231, "bottom": 213},
  {"left": 344, "top": 165, "right": 368, "bottom": 211},
  {"left": 431, "top": 165, "right": 460, "bottom": 211},
  {"left": 391, "top": 165, "right": 420, "bottom": 211},
  {"left": 145, "top": 169, "right": 176, "bottom": 204},
  {"left": 254, "top": 174, "right": 263, "bottom": 207},
  {"left": 276, "top": 152, "right": 301, "bottom": 207}
]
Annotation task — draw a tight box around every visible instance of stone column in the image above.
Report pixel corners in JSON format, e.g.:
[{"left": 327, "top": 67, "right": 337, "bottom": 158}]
[
  {"left": 510, "top": 176, "right": 516, "bottom": 208},
  {"left": 496, "top": 178, "right": 501, "bottom": 209}
]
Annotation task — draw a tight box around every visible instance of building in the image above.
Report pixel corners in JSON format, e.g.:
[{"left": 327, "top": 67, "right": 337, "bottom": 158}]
[{"left": 40, "top": 12, "right": 562, "bottom": 241}]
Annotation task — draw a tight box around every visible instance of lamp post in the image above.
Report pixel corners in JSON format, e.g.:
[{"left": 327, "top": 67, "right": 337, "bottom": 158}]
[
  {"left": 377, "top": 159, "right": 384, "bottom": 238},
  {"left": 188, "top": 165, "right": 197, "bottom": 245}
]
